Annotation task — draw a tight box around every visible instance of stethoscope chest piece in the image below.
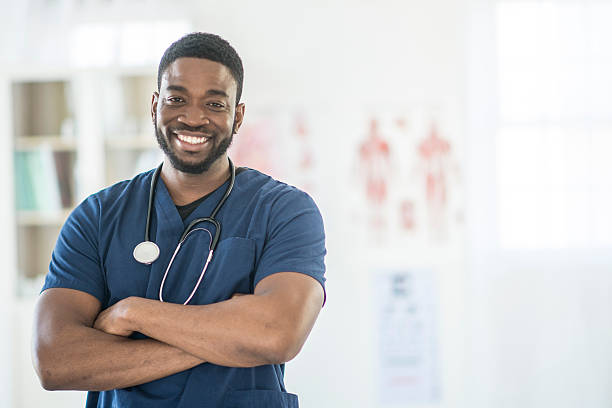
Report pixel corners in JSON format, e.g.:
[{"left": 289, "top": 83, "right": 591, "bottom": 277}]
[{"left": 133, "top": 241, "right": 160, "bottom": 264}]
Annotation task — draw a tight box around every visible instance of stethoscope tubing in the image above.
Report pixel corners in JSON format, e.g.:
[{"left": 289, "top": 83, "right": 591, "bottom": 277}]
[
  {"left": 159, "top": 227, "right": 214, "bottom": 305},
  {"left": 146, "top": 159, "right": 235, "bottom": 252},
  {"left": 140, "top": 158, "right": 236, "bottom": 304}
]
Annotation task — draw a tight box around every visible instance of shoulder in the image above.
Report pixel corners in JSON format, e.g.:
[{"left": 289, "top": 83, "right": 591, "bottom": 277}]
[
  {"left": 92, "top": 169, "right": 155, "bottom": 207},
  {"left": 235, "top": 168, "right": 320, "bottom": 215},
  {"left": 68, "top": 169, "right": 154, "bottom": 225}
]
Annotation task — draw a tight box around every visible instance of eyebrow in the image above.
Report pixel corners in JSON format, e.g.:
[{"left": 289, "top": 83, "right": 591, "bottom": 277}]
[
  {"left": 165, "top": 85, "right": 229, "bottom": 99},
  {"left": 165, "top": 85, "right": 188, "bottom": 93},
  {"left": 205, "top": 89, "right": 230, "bottom": 98}
]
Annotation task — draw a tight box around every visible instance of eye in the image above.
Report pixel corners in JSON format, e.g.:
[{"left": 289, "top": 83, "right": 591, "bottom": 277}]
[
  {"left": 206, "top": 102, "right": 225, "bottom": 112},
  {"left": 167, "top": 96, "right": 184, "bottom": 104}
]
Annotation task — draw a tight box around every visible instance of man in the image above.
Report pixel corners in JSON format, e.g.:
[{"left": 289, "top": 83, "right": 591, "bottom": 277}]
[{"left": 32, "top": 32, "right": 326, "bottom": 408}]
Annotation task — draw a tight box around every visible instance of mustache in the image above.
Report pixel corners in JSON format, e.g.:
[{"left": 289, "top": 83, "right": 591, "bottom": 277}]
[{"left": 168, "top": 124, "right": 214, "bottom": 134}]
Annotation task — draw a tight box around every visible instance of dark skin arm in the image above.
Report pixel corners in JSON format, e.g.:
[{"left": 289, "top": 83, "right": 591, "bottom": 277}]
[
  {"left": 32, "top": 288, "right": 204, "bottom": 391},
  {"left": 34, "top": 272, "right": 323, "bottom": 390},
  {"left": 94, "top": 272, "right": 324, "bottom": 367}
]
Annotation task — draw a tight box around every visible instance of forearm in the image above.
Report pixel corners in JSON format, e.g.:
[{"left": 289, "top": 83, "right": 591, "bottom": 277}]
[
  {"left": 126, "top": 295, "right": 291, "bottom": 367},
  {"left": 34, "top": 325, "right": 203, "bottom": 391},
  {"left": 94, "top": 273, "right": 323, "bottom": 369}
]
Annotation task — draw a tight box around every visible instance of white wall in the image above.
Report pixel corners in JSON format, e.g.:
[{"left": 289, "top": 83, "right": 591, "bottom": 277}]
[{"left": 0, "top": 75, "right": 17, "bottom": 408}]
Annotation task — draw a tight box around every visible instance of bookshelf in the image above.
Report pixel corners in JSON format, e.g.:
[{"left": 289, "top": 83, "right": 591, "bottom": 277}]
[
  {"left": 11, "top": 80, "right": 73, "bottom": 295},
  {"left": 103, "top": 73, "right": 161, "bottom": 186},
  {"left": 10, "top": 70, "right": 161, "bottom": 296}
]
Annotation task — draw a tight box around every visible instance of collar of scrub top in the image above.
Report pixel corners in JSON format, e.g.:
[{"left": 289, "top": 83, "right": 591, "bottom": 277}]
[{"left": 132, "top": 158, "right": 236, "bottom": 304}]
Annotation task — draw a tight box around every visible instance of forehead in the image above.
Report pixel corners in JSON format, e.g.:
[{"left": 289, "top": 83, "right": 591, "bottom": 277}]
[{"left": 160, "top": 57, "right": 237, "bottom": 97}]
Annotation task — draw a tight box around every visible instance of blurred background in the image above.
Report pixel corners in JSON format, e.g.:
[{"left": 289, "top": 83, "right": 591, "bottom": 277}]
[{"left": 1, "top": 0, "right": 611, "bottom": 407}]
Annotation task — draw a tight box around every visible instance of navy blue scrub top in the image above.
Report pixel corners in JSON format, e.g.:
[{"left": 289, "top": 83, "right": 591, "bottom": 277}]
[{"left": 43, "top": 167, "right": 327, "bottom": 408}]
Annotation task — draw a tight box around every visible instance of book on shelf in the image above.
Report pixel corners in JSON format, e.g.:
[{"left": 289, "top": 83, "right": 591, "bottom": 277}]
[
  {"left": 14, "top": 152, "right": 36, "bottom": 211},
  {"left": 14, "top": 148, "right": 74, "bottom": 213},
  {"left": 53, "top": 150, "right": 75, "bottom": 208}
]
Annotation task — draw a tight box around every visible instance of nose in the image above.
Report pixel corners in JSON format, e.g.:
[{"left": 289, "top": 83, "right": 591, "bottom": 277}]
[{"left": 177, "top": 103, "right": 210, "bottom": 127}]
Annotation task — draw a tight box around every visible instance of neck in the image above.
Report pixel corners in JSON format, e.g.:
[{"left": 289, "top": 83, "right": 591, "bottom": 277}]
[{"left": 161, "top": 156, "right": 230, "bottom": 206}]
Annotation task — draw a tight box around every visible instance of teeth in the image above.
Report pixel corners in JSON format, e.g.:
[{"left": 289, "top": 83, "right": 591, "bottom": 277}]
[{"left": 177, "top": 134, "right": 208, "bottom": 145}]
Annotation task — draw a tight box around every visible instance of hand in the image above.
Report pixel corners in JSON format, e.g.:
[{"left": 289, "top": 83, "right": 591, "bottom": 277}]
[{"left": 94, "top": 297, "right": 137, "bottom": 337}]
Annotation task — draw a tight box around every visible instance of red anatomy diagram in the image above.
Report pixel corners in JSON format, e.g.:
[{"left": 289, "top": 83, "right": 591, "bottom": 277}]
[
  {"left": 357, "top": 118, "right": 392, "bottom": 231},
  {"left": 416, "top": 123, "right": 454, "bottom": 239},
  {"left": 293, "top": 114, "right": 316, "bottom": 194},
  {"left": 358, "top": 118, "right": 391, "bottom": 205},
  {"left": 295, "top": 115, "right": 313, "bottom": 171},
  {"left": 356, "top": 117, "right": 457, "bottom": 239}
]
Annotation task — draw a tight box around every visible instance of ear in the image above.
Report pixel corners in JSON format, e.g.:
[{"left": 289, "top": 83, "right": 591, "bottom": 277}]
[
  {"left": 233, "top": 103, "right": 245, "bottom": 134},
  {"left": 151, "top": 91, "right": 159, "bottom": 123}
]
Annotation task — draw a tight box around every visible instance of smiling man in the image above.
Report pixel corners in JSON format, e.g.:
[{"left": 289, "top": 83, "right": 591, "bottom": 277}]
[{"left": 32, "top": 33, "right": 326, "bottom": 408}]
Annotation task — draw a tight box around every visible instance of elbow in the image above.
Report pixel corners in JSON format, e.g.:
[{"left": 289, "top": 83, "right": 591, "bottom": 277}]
[
  {"left": 34, "top": 362, "right": 71, "bottom": 391},
  {"left": 32, "top": 345, "right": 63, "bottom": 391},
  {"left": 264, "top": 332, "right": 304, "bottom": 365},
  {"left": 33, "top": 361, "right": 58, "bottom": 391},
  {"left": 39, "top": 375, "right": 61, "bottom": 392}
]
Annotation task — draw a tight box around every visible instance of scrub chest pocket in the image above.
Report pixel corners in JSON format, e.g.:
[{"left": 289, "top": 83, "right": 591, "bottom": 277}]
[{"left": 104, "top": 236, "right": 257, "bottom": 306}]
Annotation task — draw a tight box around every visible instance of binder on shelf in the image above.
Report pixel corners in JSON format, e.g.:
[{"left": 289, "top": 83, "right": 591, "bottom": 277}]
[
  {"left": 29, "top": 146, "right": 61, "bottom": 212},
  {"left": 53, "top": 150, "right": 75, "bottom": 208},
  {"left": 14, "top": 151, "right": 36, "bottom": 211},
  {"left": 14, "top": 148, "right": 75, "bottom": 214}
]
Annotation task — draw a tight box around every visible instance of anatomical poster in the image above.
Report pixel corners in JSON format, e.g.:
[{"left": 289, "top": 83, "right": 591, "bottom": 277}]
[{"left": 349, "top": 108, "right": 463, "bottom": 249}]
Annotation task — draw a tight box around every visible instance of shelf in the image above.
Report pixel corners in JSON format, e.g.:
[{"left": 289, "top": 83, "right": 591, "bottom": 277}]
[
  {"left": 12, "top": 81, "right": 72, "bottom": 138},
  {"left": 15, "top": 136, "right": 77, "bottom": 151},
  {"left": 17, "top": 209, "right": 72, "bottom": 226},
  {"left": 9, "top": 72, "right": 158, "bottom": 297}
]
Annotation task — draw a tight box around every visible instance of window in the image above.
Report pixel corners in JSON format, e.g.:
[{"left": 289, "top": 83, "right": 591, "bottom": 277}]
[{"left": 496, "top": 1, "right": 612, "bottom": 249}]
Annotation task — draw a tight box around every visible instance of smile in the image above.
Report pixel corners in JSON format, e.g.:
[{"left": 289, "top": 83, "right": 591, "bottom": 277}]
[{"left": 176, "top": 134, "right": 210, "bottom": 145}]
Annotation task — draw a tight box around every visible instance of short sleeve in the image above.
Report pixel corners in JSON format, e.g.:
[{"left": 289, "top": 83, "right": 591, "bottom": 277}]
[
  {"left": 254, "top": 190, "right": 327, "bottom": 303},
  {"left": 42, "top": 195, "right": 106, "bottom": 305}
]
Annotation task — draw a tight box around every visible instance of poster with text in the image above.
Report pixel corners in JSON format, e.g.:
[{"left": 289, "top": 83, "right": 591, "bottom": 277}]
[{"left": 374, "top": 269, "right": 441, "bottom": 404}]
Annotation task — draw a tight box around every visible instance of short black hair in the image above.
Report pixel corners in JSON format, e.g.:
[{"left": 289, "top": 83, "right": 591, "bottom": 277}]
[{"left": 157, "top": 32, "right": 244, "bottom": 105}]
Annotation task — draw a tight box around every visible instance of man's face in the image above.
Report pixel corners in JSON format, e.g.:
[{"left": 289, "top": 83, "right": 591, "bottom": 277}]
[{"left": 152, "top": 57, "right": 244, "bottom": 174}]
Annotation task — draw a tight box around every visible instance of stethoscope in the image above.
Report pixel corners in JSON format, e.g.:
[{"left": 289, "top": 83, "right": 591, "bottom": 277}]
[{"left": 132, "top": 158, "right": 235, "bottom": 304}]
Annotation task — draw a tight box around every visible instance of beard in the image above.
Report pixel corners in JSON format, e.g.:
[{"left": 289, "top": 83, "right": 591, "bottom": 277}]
[{"left": 155, "top": 124, "right": 234, "bottom": 174}]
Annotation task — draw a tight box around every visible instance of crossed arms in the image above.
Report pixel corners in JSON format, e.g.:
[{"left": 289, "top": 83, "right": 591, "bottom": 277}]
[{"left": 32, "top": 272, "right": 324, "bottom": 391}]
